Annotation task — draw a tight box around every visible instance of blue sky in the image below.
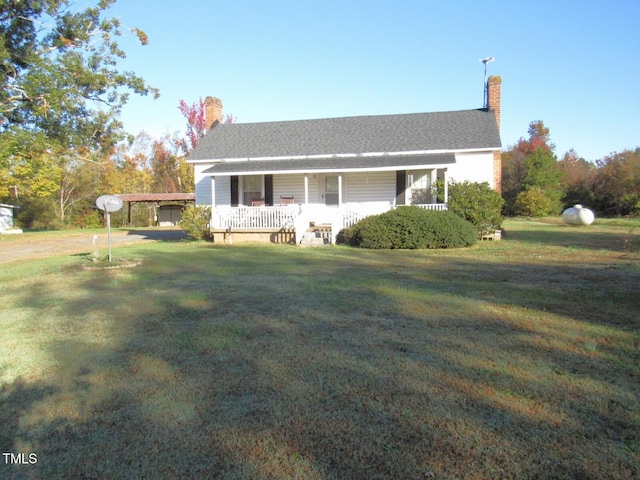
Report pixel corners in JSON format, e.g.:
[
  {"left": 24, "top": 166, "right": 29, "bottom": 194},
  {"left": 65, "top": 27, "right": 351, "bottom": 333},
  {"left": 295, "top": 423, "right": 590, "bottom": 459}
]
[{"left": 106, "top": 0, "right": 639, "bottom": 162}]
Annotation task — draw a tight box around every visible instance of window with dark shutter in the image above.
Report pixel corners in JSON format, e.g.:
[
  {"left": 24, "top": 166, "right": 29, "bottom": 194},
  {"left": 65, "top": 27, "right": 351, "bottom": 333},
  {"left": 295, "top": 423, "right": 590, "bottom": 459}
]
[
  {"left": 264, "top": 175, "right": 273, "bottom": 206},
  {"left": 230, "top": 176, "right": 239, "bottom": 206},
  {"left": 396, "top": 170, "right": 406, "bottom": 205}
]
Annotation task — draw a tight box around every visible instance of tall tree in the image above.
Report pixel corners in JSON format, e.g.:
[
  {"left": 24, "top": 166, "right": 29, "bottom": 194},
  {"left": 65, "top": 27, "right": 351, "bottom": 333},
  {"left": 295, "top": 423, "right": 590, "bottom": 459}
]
[
  {"left": 177, "top": 98, "right": 206, "bottom": 154},
  {"left": 150, "top": 135, "right": 181, "bottom": 192},
  {"left": 0, "top": 129, "right": 61, "bottom": 198},
  {"left": 501, "top": 149, "right": 525, "bottom": 212},
  {"left": 522, "top": 120, "right": 555, "bottom": 154},
  {"left": 0, "top": 0, "right": 157, "bottom": 226},
  {"left": 557, "top": 149, "right": 597, "bottom": 208},
  {"left": 0, "top": 0, "right": 157, "bottom": 148},
  {"left": 520, "top": 146, "right": 564, "bottom": 214},
  {"left": 522, "top": 148, "right": 563, "bottom": 191},
  {"left": 105, "top": 132, "right": 154, "bottom": 193},
  {"left": 502, "top": 120, "right": 560, "bottom": 215},
  {"left": 592, "top": 148, "right": 640, "bottom": 216},
  {"left": 56, "top": 154, "right": 104, "bottom": 224}
]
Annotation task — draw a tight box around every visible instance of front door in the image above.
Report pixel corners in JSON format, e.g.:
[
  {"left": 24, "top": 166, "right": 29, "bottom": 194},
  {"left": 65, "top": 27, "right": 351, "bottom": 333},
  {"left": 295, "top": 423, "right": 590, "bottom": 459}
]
[{"left": 324, "top": 175, "right": 339, "bottom": 206}]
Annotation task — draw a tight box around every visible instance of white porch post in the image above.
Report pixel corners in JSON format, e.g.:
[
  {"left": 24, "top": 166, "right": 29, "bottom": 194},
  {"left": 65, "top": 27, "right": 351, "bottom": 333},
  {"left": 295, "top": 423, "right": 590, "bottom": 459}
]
[
  {"left": 328, "top": 173, "right": 343, "bottom": 245},
  {"left": 304, "top": 174, "right": 309, "bottom": 204},
  {"left": 430, "top": 169, "right": 438, "bottom": 203},
  {"left": 210, "top": 176, "right": 217, "bottom": 228},
  {"left": 443, "top": 169, "right": 449, "bottom": 205}
]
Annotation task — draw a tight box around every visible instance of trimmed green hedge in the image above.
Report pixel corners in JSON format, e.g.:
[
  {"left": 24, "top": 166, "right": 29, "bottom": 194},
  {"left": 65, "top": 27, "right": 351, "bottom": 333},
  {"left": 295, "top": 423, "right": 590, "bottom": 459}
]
[{"left": 341, "top": 207, "right": 477, "bottom": 249}]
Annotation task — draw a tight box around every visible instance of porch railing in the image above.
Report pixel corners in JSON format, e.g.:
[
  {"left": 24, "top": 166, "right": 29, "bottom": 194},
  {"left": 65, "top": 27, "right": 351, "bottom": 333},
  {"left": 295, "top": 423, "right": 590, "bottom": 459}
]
[
  {"left": 415, "top": 203, "right": 448, "bottom": 211},
  {"left": 342, "top": 203, "right": 448, "bottom": 229},
  {"left": 342, "top": 203, "right": 392, "bottom": 229},
  {"left": 214, "top": 205, "right": 298, "bottom": 230},
  {"left": 213, "top": 202, "right": 447, "bottom": 235}
]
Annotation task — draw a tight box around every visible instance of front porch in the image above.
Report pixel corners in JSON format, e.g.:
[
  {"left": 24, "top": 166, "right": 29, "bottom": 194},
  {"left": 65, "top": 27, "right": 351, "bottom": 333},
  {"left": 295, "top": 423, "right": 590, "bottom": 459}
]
[
  {"left": 211, "top": 202, "right": 447, "bottom": 244},
  {"left": 203, "top": 160, "right": 453, "bottom": 244}
]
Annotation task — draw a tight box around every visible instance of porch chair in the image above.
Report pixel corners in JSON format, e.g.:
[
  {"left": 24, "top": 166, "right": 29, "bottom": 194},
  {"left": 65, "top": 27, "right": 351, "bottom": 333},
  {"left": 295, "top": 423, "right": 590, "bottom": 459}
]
[
  {"left": 251, "top": 198, "right": 265, "bottom": 206},
  {"left": 280, "top": 195, "right": 295, "bottom": 205}
]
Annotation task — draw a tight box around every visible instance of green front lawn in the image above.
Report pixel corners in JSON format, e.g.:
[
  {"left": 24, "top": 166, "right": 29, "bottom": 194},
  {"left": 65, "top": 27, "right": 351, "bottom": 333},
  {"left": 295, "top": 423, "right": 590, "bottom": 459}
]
[{"left": 1, "top": 220, "right": 639, "bottom": 479}]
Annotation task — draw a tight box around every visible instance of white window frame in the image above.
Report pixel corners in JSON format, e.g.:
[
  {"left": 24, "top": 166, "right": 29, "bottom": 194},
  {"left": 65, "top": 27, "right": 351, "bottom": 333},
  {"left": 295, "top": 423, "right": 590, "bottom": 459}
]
[
  {"left": 408, "top": 169, "right": 432, "bottom": 205},
  {"left": 241, "top": 175, "right": 264, "bottom": 205}
]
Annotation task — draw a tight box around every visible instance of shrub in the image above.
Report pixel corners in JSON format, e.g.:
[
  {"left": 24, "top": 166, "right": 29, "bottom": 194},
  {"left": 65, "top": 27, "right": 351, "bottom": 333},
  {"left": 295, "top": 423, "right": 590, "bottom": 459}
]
[
  {"left": 447, "top": 181, "right": 504, "bottom": 238},
  {"left": 344, "top": 207, "right": 477, "bottom": 249},
  {"left": 71, "top": 209, "right": 104, "bottom": 229},
  {"left": 514, "top": 186, "right": 555, "bottom": 217},
  {"left": 15, "top": 195, "right": 60, "bottom": 230},
  {"left": 179, "top": 205, "right": 211, "bottom": 240}
]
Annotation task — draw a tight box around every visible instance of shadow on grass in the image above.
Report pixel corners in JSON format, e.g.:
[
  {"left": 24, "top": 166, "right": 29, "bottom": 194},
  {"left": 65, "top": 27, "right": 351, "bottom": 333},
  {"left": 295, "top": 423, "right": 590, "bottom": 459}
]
[
  {"left": 503, "top": 221, "right": 639, "bottom": 253},
  {"left": 124, "top": 228, "right": 188, "bottom": 241},
  {"left": 1, "top": 245, "right": 638, "bottom": 479}
]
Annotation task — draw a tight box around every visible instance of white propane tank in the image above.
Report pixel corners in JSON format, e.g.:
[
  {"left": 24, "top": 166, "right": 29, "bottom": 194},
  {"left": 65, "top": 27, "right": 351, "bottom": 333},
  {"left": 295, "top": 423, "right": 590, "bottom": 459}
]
[{"left": 562, "top": 204, "right": 595, "bottom": 225}]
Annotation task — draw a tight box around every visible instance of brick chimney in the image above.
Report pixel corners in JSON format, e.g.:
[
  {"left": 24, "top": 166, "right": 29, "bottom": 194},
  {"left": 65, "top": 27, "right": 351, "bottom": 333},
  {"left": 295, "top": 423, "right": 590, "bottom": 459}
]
[
  {"left": 487, "top": 75, "right": 502, "bottom": 193},
  {"left": 204, "top": 96, "right": 223, "bottom": 131},
  {"left": 487, "top": 75, "right": 501, "bottom": 131}
]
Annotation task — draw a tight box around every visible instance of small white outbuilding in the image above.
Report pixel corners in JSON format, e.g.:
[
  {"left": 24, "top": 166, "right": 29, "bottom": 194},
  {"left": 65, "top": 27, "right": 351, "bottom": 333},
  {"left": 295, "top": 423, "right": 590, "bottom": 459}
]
[{"left": 0, "top": 203, "right": 22, "bottom": 234}]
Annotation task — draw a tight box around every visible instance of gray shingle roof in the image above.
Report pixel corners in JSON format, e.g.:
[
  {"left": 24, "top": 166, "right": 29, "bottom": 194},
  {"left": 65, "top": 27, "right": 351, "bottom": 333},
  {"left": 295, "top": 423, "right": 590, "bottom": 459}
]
[{"left": 188, "top": 109, "right": 501, "bottom": 161}]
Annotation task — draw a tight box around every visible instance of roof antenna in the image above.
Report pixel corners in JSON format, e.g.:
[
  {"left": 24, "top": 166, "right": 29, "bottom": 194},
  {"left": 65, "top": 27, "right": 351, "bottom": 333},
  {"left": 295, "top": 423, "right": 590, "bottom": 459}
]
[{"left": 480, "top": 57, "right": 495, "bottom": 108}]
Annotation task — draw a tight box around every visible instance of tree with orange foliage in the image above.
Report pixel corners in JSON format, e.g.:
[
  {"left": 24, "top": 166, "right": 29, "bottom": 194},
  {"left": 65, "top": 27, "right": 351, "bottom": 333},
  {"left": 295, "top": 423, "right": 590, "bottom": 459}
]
[
  {"left": 176, "top": 98, "right": 235, "bottom": 154},
  {"left": 177, "top": 99, "right": 207, "bottom": 155},
  {"left": 502, "top": 120, "right": 560, "bottom": 215}
]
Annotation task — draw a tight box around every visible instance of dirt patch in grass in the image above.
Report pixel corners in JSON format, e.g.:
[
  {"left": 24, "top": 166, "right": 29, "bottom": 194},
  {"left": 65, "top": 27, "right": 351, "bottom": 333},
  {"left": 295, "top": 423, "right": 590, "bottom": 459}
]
[
  {"left": 0, "top": 221, "right": 639, "bottom": 479},
  {"left": 80, "top": 257, "right": 143, "bottom": 270}
]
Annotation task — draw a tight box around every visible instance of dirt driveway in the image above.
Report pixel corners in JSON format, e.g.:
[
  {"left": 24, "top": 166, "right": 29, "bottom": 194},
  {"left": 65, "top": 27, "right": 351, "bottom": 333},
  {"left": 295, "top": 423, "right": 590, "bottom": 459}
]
[{"left": 0, "top": 228, "right": 188, "bottom": 264}]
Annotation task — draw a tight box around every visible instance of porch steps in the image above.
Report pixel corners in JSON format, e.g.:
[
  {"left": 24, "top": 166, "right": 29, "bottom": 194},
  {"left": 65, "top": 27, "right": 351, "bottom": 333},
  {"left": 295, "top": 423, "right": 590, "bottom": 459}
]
[{"left": 298, "top": 225, "right": 331, "bottom": 247}]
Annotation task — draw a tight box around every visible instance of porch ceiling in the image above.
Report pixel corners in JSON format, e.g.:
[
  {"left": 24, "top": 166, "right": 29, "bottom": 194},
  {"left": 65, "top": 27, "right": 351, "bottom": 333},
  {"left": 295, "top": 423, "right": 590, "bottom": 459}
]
[{"left": 202, "top": 153, "right": 455, "bottom": 176}]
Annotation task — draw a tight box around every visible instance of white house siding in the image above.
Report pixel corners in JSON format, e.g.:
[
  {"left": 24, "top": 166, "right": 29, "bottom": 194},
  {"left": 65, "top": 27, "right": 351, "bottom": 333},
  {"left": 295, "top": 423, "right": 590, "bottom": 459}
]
[
  {"left": 273, "top": 174, "right": 318, "bottom": 205},
  {"left": 273, "top": 174, "right": 318, "bottom": 204},
  {"left": 344, "top": 171, "right": 395, "bottom": 204},
  {"left": 448, "top": 152, "right": 495, "bottom": 188},
  {"left": 274, "top": 172, "right": 394, "bottom": 206},
  {"left": 215, "top": 176, "right": 232, "bottom": 206},
  {"left": 306, "top": 175, "right": 320, "bottom": 203},
  {"left": 194, "top": 164, "right": 213, "bottom": 206}
]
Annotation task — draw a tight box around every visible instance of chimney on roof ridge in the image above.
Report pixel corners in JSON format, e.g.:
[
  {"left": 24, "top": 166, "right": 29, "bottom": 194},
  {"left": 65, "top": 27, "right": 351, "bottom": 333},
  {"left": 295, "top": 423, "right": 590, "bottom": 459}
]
[
  {"left": 204, "top": 96, "right": 223, "bottom": 131},
  {"left": 487, "top": 76, "right": 501, "bottom": 131}
]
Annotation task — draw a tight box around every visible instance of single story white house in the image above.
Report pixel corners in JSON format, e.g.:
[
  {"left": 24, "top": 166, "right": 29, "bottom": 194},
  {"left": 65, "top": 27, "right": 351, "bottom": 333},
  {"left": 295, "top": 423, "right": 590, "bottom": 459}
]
[{"left": 188, "top": 77, "right": 502, "bottom": 244}]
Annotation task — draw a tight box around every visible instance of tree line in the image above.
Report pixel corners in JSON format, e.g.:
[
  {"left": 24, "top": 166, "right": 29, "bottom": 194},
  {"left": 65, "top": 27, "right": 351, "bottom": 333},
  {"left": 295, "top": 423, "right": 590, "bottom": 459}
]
[{"left": 502, "top": 121, "right": 639, "bottom": 217}]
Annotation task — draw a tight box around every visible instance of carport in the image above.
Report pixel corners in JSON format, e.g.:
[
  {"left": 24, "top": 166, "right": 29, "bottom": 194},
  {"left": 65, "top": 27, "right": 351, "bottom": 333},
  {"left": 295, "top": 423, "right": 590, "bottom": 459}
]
[{"left": 116, "top": 193, "right": 195, "bottom": 226}]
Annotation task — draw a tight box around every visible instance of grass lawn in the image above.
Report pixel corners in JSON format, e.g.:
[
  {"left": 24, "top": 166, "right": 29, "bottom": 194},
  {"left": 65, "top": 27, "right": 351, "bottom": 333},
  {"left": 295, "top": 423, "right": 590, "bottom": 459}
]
[{"left": 1, "top": 219, "right": 639, "bottom": 479}]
